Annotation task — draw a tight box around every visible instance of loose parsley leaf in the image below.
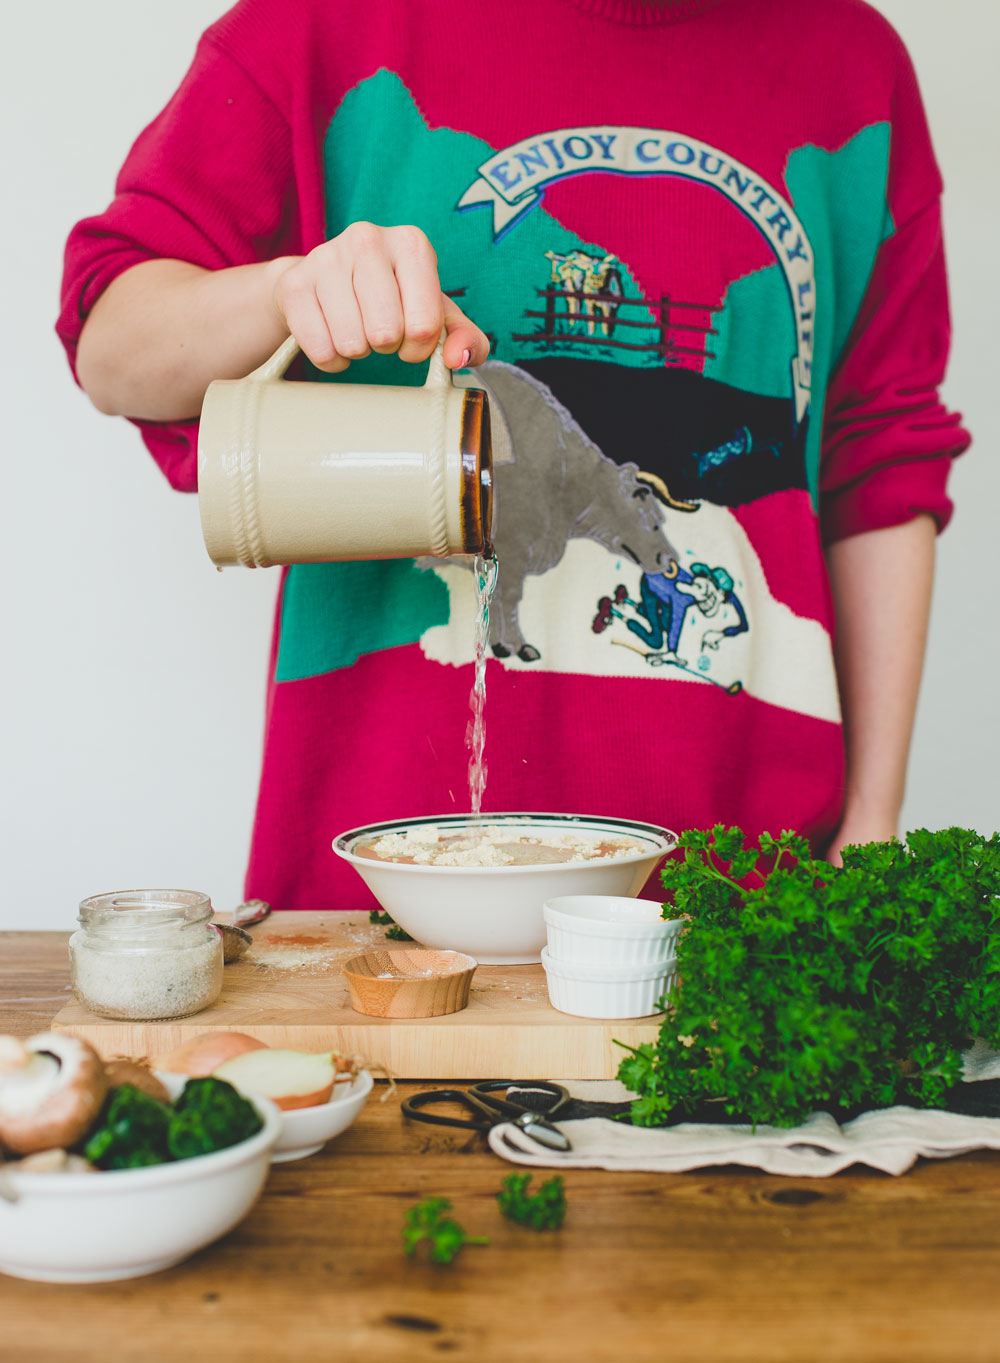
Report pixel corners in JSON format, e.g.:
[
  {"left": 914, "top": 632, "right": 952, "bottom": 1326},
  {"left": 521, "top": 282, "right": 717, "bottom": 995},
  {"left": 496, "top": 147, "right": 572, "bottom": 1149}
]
[
  {"left": 496, "top": 1173, "right": 566, "bottom": 1230},
  {"left": 402, "top": 1197, "right": 489, "bottom": 1265},
  {"left": 617, "top": 826, "right": 1000, "bottom": 1128},
  {"left": 369, "top": 908, "right": 414, "bottom": 942}
]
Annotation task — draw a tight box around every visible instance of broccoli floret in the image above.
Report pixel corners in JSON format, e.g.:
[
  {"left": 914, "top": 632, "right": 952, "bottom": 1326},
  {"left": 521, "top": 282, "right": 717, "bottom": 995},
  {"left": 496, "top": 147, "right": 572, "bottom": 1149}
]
[
  {"left": 83, "top": 1083, "right": 172, "bottom": 1169},
  {"left": 167, "top": 1077, "right": 263, "bottom": 1160}
]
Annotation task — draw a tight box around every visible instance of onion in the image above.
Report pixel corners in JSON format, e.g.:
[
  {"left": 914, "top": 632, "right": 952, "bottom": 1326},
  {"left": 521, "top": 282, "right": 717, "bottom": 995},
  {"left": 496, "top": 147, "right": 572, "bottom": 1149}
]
[
  {"left": 157, "top": 1032, "right": 267, "bottom": 1077},
  {"left": 213, "top": 1049, "right": 344, "bottom": 1110}
]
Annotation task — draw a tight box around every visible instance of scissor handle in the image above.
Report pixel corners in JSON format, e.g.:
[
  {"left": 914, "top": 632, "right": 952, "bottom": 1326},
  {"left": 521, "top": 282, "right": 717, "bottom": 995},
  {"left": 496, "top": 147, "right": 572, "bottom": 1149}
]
[
  {"left": 400, "top": 1089, "right": 495, "bottom": 1132},
  {"left": 469, "top": 1080, "right": 571, "bottom": 1120}
]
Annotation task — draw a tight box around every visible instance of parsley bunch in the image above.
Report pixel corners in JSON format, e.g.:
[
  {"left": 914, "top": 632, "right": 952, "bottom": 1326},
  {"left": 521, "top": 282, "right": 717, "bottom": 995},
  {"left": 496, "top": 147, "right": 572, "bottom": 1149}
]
[
  {"left": 496, "top": 1173, "right": 566, "bottom": 1230},
  {"left": 402, "top": 1197, "right": 489, "bottom": 1265},
  {"left": 617, "top": 826, "right": 1000, "bottom": 1129}
]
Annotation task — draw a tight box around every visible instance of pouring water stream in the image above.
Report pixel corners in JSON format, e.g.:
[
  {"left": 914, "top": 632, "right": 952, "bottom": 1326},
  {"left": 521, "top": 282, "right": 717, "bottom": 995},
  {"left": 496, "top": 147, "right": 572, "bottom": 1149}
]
[{"left": 466, "top": 551, "right": 498, "bottom": 816}]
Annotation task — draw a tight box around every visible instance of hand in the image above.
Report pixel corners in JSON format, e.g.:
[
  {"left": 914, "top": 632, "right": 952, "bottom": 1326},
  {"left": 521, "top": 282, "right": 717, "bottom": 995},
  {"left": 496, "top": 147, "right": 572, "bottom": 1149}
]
[
  {"left": 272, "top": 223, "right": 490, "bottom": 374},
  {"left": 826, "top": 815, "right": 900, "bottom": 866},
  {"left": 701, "top": 630, "right": 723, "bottom": 651}
]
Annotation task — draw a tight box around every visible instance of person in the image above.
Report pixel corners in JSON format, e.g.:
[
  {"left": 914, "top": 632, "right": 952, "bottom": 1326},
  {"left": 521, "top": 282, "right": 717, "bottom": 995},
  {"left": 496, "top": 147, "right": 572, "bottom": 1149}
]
[{"left": 58, "top": 0, "right": 971, "bottom": 911}]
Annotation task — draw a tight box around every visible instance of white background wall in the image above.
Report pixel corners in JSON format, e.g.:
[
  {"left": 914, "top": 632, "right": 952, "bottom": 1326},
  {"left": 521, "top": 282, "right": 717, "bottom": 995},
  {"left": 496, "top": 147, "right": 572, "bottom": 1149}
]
[{"left": 2, "top": 1, "right": 997, "bottom": 932}]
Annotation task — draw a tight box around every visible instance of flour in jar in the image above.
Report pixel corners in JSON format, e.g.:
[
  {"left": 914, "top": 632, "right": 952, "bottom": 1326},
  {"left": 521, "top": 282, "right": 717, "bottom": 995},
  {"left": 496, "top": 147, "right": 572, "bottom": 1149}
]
[{"left": 356, "top": 825, "right": 647, "bottom": 867}]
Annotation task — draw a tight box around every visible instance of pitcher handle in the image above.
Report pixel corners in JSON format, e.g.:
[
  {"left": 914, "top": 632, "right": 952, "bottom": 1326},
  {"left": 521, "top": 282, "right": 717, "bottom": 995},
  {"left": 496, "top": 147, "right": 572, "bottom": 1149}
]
[
  {"left": 423, "top": 337, "right": 451, "bottom": 389},
  {"left": 248, "top": 333, "right": 301, "bottom": 382},
  {"left": 248, "top": 333, "right": 452, "bottom": 385}
]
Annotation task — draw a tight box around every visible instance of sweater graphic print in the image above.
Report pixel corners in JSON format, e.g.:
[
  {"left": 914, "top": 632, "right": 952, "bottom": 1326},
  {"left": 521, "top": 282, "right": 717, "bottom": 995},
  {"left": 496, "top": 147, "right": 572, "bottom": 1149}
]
[{"left": 277, "top": 68, "right": 885, "bottom": 724}]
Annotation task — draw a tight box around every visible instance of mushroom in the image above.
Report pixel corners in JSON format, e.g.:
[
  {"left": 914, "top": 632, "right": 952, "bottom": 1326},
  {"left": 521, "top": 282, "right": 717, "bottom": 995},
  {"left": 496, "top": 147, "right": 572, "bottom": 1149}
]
[
  {"left": 8, "top": 1148, "right": 95, "bottom": 1173},
  {"left": 103, "top": 1058, "right": 170, "bottom": 1104},
  {"left": 0, "top": 1033, "right": 108, "bottom": 1155}
]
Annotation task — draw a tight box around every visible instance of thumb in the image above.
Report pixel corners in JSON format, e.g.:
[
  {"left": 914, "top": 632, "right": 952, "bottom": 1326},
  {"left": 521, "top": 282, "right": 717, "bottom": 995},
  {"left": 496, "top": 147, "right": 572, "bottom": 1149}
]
[{"left": 441, "top": 295, "right": 491, "bottom": 369}]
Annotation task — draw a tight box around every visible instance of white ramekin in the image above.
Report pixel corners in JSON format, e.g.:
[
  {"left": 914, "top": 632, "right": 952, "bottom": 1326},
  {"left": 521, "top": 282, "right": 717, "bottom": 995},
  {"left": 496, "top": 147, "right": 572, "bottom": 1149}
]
[
  {"left": 540, "top": 946, "right": 677, "bottom": 1019},
  {"left": 543, "top": 895, "right": 684, "bottom": 967}
]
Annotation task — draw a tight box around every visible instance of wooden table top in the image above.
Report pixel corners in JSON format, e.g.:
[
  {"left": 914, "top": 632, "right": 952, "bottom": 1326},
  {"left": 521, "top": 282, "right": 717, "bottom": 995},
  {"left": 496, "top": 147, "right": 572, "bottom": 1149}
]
[{"left": 4, "top": 931, "right": 1000, "bottom": 1363}]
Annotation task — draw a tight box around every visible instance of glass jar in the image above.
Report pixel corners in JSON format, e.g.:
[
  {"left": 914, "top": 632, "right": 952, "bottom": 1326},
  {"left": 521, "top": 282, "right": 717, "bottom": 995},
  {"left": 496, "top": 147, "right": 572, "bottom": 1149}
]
[{"left": 69, "top": 890, "right": 223, "bottom": 1021}]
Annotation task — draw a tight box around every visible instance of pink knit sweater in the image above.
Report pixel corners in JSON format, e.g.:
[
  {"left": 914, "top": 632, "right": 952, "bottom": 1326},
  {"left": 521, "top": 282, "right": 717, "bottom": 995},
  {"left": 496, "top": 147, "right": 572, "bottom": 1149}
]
[{"left": 59, "top": 0, "right": 970, "bottom": 909}]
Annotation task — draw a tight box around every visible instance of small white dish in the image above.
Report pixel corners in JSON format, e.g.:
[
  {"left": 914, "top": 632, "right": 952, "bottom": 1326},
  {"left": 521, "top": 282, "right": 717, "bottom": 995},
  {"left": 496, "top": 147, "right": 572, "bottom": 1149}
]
[
  {"left": 155, "top": 1068, "right": 375, "bottom": 1164},
  {"left": 270, "top": 1070, "right": 374, "bottom": 1163},
  {"left": 0, "top": 1076, "right": 280, "bottom": 1283},
  {"left": 544, "top": 895, "right": 684, "bottom": 967},
  {"left": 540, "top": 946, "right": 677, "bottom": 1019},
  {"left": 333, "top": 813, "right": 676, "bottom": 964}
]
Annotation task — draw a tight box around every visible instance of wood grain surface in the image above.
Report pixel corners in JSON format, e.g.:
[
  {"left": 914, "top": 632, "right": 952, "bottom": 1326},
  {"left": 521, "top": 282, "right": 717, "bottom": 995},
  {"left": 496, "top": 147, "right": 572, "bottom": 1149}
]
[
  {"left": 49, "top": 913, "right": 662, "bottom": 1077},
  {"left": 4, "top": 930, "right": 1000, "bottom": 1363}
]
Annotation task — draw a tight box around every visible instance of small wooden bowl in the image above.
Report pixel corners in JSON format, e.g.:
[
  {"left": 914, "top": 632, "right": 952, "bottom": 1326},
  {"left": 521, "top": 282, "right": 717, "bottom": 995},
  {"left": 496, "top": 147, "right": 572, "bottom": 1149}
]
[{"left": 342, "top": 949, "right": 478, "bottom": 1019}]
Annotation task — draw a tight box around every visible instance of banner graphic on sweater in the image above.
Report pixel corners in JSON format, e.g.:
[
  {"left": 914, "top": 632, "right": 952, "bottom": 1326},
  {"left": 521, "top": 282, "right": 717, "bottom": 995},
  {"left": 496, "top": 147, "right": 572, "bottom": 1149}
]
[{"left": 458, "top": 126, "right": 816, "bottom": 421}]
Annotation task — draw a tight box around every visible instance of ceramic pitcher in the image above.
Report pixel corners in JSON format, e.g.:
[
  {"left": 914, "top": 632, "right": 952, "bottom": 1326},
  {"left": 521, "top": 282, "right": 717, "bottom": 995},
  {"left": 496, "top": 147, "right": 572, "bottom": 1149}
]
[{"left": 197, "top": 336, "right": 493, "bottom": 567}]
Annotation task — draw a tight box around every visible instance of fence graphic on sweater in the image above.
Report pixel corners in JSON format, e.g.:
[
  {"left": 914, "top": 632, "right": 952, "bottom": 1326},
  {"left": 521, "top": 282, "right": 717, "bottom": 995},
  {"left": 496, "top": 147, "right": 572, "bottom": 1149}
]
[{"left": 513, "top": 249, "right": 717, "bottom": 369}]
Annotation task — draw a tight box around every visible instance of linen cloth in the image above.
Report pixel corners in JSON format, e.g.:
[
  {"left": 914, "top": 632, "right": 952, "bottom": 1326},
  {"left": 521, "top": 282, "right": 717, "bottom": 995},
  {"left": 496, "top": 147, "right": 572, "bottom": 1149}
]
[{"left": 487, "top": 1043, "right": 1000, "bottom": 1177}]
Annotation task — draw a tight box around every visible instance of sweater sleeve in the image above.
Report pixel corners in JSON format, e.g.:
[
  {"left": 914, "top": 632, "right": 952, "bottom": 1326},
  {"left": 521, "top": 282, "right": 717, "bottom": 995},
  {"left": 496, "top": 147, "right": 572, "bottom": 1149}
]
[
  {"left": 819, "top": 38, "right": 971, "bottom": 544},
  {"left": 56, "top": 33, "right": 297, "bottom": 493},
  {"left": 819, "top": 199, "right": 970, "bottom": 543}
]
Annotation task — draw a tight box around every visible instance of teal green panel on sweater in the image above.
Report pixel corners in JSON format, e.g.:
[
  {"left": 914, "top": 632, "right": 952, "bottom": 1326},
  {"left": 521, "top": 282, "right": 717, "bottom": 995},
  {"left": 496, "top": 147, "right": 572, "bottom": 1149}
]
[
  {"left": 705, "top": 123, "right": 894, "bottom": 506},
  {"left": 319, "top": 69, "right": 660, "bottom": 374},
  {"left": 277, "top": 68, "right": 658, "bottom": 682},
  {"left": 275, "top": 560, "right": 450, "bottom": 681}
]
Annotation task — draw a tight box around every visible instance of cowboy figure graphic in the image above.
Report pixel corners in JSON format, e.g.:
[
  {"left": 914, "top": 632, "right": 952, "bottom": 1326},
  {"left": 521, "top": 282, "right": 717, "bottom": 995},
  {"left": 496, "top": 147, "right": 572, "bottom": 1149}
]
[{"left": 594, "top": 561, "right": 748, "bottom": 668}]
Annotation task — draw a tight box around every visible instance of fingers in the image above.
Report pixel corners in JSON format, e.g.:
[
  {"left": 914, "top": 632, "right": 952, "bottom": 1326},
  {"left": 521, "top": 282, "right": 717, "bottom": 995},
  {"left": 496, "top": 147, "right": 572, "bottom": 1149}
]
[
  {"left": 275, "top": 224, "right": 490, "bottom": 374},
  {"left": 385, "top": 226, "right": 444, "bottom": 363},
  {"left": 273, "top": 266, "right": 349, "bottom": 374},
  {"left": 315, "top": 264, "right": 369, "bottom": 363}
]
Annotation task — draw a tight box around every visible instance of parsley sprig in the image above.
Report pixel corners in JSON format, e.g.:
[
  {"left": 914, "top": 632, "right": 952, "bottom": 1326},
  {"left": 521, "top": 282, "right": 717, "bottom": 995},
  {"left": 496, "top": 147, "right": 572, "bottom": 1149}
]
[
  {"left": 403, "top": 1177, "right": 568, "bottom": 1264},
  {"left": 617, "top": 826, "right": 1000, "bottom": 1129},
  {"left": 496, "top": 1173, "right": 566, "bottom": 1230},
  {"left": 368, "top": 908, "right": 414, "bottom": 942},
  {"left": 402, "top": 1197, "right": 489, "bottom": 1265}
]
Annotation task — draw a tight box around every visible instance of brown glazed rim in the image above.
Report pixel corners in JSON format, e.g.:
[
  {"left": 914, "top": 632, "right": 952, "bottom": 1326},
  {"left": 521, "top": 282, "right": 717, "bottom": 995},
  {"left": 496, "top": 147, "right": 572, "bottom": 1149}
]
[{"left": 460, "top": 389, "right": 493, "bottom": 555}]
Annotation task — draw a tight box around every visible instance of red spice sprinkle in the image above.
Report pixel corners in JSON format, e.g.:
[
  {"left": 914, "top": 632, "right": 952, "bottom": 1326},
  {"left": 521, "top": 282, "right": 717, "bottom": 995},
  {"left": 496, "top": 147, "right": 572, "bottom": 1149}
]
[{"left": 257, "top": 932, "right": 331, "bottom": 948}]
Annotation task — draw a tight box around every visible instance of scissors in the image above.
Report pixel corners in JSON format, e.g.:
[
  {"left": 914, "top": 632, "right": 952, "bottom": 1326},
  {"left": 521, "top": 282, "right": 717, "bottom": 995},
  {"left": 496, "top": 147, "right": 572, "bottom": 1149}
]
[{"left": 401, "top": 1080, "right": 573, "bottom": 1152}]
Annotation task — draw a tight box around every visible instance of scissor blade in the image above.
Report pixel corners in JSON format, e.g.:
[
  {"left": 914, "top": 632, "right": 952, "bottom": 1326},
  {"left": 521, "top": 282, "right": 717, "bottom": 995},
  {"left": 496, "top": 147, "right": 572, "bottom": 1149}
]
[{"left": 514, "top": 1113, "right": 572, "bottom": 1152}]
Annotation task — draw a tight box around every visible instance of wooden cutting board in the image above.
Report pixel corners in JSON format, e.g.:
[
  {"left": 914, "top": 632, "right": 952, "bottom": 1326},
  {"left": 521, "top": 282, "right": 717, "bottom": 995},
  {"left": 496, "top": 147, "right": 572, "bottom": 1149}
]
[{"left": 49, "top": 913, "right": 661, "bottom": 1078}]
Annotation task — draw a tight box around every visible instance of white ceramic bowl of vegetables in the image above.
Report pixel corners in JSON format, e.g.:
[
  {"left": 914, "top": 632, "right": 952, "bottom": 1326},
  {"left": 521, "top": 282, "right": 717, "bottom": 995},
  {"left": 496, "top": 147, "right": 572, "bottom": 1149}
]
[
  {"left": 334, "top": 813, "right": 677, "bottom": 964},
  {"left": 0, "top": 1033, "right": 281, "bottom": 1284}
]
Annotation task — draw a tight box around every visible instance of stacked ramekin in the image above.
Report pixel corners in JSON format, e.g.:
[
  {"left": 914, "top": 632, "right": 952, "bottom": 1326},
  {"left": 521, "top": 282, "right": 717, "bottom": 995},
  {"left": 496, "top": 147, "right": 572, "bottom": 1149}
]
[{"left": 540, "top": 895, "right": 683, "bottom": 1018}]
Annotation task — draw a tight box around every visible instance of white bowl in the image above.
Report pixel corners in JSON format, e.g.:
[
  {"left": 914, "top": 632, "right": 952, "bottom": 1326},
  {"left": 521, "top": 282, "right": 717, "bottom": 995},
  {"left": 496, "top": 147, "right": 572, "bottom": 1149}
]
[
  {"left": 544, "top": 895, "right": 684, "bottom": 967},
  {"left": 270, "top": 1070, "right": 374, "bottom": 1163},
  {"left": 0, "top": 1076, "right": 280, "bottom": 1283},
  {"left": 333, "top": 813, "right": 676, "bottom": 964},
  {"left": 154, "top": 1070, "right": 375, "bottom": 1164},
  {"left": 540, "top": 945, "right": 677, "bottom": 1019}
]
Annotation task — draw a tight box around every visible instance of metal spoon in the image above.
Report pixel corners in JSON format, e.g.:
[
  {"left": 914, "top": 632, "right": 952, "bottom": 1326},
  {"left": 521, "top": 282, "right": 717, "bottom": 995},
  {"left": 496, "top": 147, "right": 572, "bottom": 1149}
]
[{"left": 215, "top": 900, "right": 271, "bottom": 963}]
